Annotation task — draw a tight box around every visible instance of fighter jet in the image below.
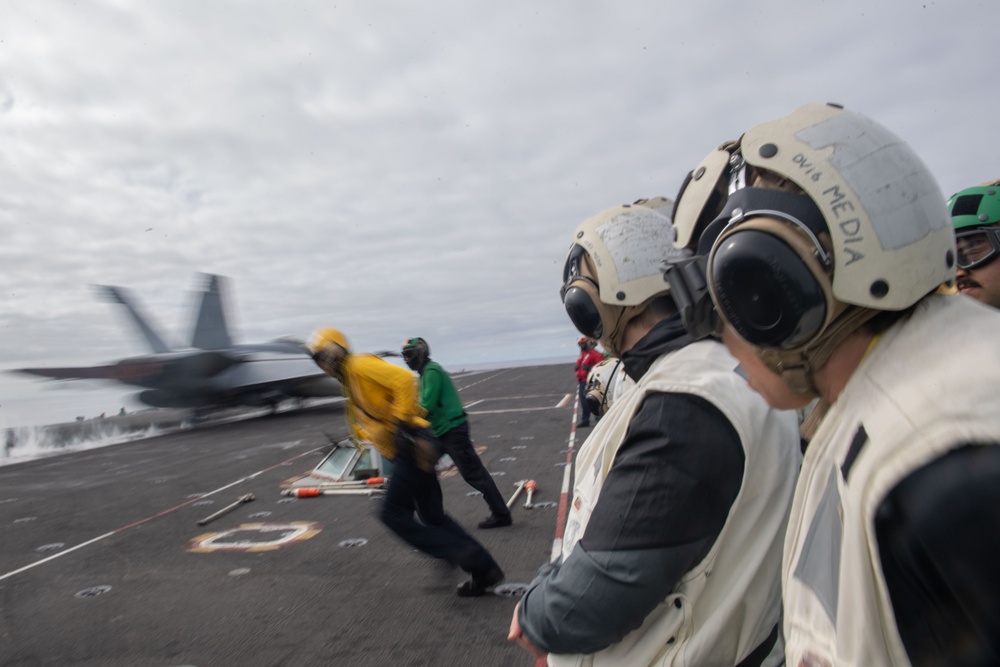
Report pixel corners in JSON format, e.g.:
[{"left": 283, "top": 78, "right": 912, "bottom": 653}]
[{"left": 13, "top": 274, "right": 341, "bottom": 412}]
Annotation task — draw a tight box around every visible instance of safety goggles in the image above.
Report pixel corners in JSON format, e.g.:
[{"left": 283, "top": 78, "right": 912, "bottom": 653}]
[
  {"left": 312, "top": 344, "right": 345, "bottom": 372},
  {"left": 401, "top": 348, "right": 419, "bottom": 363},
  {"left": 955, "top": 227, "right": 1000, "bottom": 270}
]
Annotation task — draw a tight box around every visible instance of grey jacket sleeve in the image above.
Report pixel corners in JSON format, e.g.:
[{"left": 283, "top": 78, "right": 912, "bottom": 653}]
[{"left": 518, "top": 392, "right": 745, "bottom": 655}]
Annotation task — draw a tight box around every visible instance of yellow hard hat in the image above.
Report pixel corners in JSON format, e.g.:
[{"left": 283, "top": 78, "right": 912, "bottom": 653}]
[{"left": 309, "top": 327, "right": 350, "bottom": 354}]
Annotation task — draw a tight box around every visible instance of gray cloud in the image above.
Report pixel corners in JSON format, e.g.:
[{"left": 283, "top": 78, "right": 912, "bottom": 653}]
[{"left": 1, "top": 0, "right": 997, "bottom": 422}]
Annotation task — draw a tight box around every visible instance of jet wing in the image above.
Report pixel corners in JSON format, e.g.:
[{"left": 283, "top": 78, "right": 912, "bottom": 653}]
[
  {"left": 15, "top": 349, "right": 242, "bottom": 389},
  {"left": 200, "top": 350, "right": 337, "bottom": 397},
  {"left": 212, "top": 353, "right": 326, "bottom": 389},
  {"left": 14, "top": 360, "right": 167, "bottom": 382}
]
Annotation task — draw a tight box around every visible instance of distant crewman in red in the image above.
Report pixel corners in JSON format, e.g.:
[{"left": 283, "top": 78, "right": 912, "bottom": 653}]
[{"left": 573, "top": 337, "right": 604, "bottom": 428}]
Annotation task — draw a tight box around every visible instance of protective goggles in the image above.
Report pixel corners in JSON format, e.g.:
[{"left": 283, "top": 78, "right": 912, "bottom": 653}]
[
  {"left": 312, "top": 344, "right": 345, "bottom": 370},
  {"left": 955, "top": 227, "right": 1000, "bottom": 270},
  {"left": 560, "top": 245, "right": 604, "bottom": 339}
]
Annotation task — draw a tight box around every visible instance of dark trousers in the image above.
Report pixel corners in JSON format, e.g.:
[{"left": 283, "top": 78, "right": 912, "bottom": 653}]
[
  {"left": 439, "top": 421, "right": 510, "bottom": 519},
  {"left": 379, "top": 439, "right": 498, "bottom": 577},
  {"left": 577, "top": 380, "right": 591, "bottom": 424}
]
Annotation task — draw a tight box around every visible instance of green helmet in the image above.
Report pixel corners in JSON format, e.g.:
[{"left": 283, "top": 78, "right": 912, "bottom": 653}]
[
  {"left": 401, "top": 337, "right": 430, "bottom": 371},
  {"left": 948, "top": 184, "right": 1000, "bottom": 231}
]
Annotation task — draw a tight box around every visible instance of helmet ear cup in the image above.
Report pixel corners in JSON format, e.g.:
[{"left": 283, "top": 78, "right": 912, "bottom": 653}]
[
  {"left": 709, "top": 218, "right": 833, "bottom": 349},
  {"left": 584, "top": 388, "right": 603, "bottom": 417},
  {"left": 563, "top": 278, "right": 604, "bottom": 339}
]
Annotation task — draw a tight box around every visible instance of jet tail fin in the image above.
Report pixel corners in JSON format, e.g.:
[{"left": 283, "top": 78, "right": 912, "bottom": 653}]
[
  {"left": 190, "top": 274, "right": 234, "bottom": 350},
  {"left": 95, "top": 285, "right": 173, "bottom": 354}
]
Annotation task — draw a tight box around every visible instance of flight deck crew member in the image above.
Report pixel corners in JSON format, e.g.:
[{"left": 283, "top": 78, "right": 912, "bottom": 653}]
[
  {"left": 309, "top": 328, "right": 504, "bottom": 597},
  {"left": 573, "top": 337, "right": 604, "bottom": 428},
  {"left": 401, "top": 337, "right": 513, "bottom": 529},
  {"left": 673, "top": 102, "right": 1000, "bottom": 665},
  {"left": 509, "top": 197, "right": 801, "bottom": 666},
  {"left": 949, "top": 180, "right": 1000, "bottom": 310}
]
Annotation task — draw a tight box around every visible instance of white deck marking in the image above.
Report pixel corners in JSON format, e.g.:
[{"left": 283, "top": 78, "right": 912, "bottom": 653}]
[
  {"left": 0, "top": 444, "right": 325, "bottom": 582},
  {"left": 455, "top": 370, "right": 510, "bottom": 391},
  {"left": 188, "top": 522, "right": 321, "bottom": 553},
  {"left": 551, "top": 392, "right": 579, "bottom": 563},
  {"left": 465, "top": 394, "right": 570, "bottom": 415},
  {"left": 468, "top": 407, "right": 561, "bottom": 415}
]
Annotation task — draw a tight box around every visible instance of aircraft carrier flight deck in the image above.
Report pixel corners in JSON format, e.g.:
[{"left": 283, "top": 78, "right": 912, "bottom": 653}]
[{"left": 0, "top": 363, "right": 578, "bottom": 667}]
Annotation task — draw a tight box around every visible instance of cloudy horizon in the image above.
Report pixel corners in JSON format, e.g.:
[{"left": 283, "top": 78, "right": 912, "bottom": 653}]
[{"left": 2, "top": 0, "right": 996, "bottom": 426}]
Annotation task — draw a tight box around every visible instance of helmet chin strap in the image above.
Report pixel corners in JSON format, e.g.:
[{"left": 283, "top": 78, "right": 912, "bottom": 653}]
[
  {"left": 599, "top": 299, "right": 653, "bottom": 358},
  {"left": 756, "top": 303, "right": 879, "bottom": 398}
]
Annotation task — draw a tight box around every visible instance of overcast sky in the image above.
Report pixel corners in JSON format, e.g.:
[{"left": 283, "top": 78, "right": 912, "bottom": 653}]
[{"left": 1, "top": 0, "right": 997, "bottom": 423}]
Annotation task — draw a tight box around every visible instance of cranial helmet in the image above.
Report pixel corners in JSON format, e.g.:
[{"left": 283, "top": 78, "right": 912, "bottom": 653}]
[
  {"left": 560, "top": 198, "right": 690, "bottom": 357},
  {"left": 948, "top": 184, "right": 1000, "bottom": 270},
  {"left": 674, "top": 103, "right": 955, "bottom": 395},
  {"left": 401, "top": 337, "right": 430, "bottom": 371},
  {"left": 309, "top": 327, "right": 350, "bottom": 354},
  {"left": 949, "top": 184, "right": 1000, "bottom": 232},
  {"left": 309, "top": 327, "right": 350, "bottom": 377},
  {"left": 584, "top": 357, "right": 626, "bottom": 418}
]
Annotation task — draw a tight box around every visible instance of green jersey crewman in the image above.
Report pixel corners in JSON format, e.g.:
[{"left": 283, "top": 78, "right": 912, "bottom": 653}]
[{"left": 402, "top": 337, "right": 513, "bottom": 529}]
